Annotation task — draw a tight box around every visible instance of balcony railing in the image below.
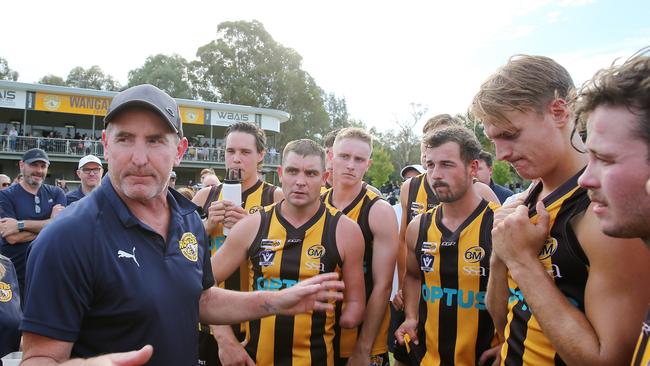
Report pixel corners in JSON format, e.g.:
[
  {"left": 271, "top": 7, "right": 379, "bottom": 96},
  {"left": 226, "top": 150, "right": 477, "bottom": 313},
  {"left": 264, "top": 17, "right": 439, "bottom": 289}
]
[{"left": 0, "top": 135, "right": 282, "bottom": 166}]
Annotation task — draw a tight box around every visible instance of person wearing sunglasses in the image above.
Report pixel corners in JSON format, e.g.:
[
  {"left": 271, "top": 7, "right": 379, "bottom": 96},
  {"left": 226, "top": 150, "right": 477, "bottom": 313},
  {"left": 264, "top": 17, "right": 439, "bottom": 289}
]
[
  {"left": 0, "top": 148, "right": 66, "bottom": 297},
  {"left": 0, "top": 174, "right": 11, "bottom": 190},
  {"left": 66, "top": 155, "right": 104, "bottom": 205}
]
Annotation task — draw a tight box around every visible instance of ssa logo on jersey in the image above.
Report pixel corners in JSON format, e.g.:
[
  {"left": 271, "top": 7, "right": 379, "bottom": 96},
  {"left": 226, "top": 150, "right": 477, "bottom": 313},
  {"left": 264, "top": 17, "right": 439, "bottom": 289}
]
[
  {"left": 305, "top": 261, "right": 325, "bottom": 272},
  {"left": 421, "top": 253, "right": 434, "bottom": 272},
  {"left": 421, "top": 241, "right": 437, "bottom": 253},
  {"left": 307, "top": 244, "right": 326, "bottom": 259},
  {"left": 410, "top": 202, "right": 425, "bottom": 215},
  {"left": 259, "top": 250, "right": 276, "bottom": 267},
  {"left": 464, "top": 246, "right": 485, "bottom": 263},
  {"left": 538, "top": 237, "right": 558, "bottom": 260},
  {"left": 261, "top": 239, "right": 282, "bottom": 249},
  {"left": 179, "top": 232, "right": 199, "bottom": 262}
]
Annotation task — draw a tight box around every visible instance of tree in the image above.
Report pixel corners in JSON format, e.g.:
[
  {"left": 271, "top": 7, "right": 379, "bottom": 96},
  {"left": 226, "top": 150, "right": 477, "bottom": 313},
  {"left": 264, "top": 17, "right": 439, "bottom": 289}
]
[
  {"left": 128, "top": 54, "right": 194, "bottom": 99},
  {"left": 193, "top": 20, "right": 329, "bottom": 146},
  {"left": 0, "top": 57, "right": 19, "bottom": 81},
  {"left": 456, "top": 110, "right": 493, "bottom": 153},
  {"left": 38, "top": 74, "right": 66, "bottom": 86},
  {"left": 66, "top": 65, "right": 120, "bottom": 91},
  {"left": 492, "top": 160, "right": 512, "bottom": 186},
  {"left": 365, "top": 145, "right": 394, "bottom": 188},
  {"left": 325, "top": 92, "right": 350, "bottom": 130}
]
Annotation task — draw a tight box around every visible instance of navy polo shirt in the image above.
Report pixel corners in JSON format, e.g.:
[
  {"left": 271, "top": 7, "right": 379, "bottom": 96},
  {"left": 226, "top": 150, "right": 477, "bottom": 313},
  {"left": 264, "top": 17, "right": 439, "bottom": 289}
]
[
  {"left": 21, "top": 176, "right": 214, "bottom": 365},
  {"left": 0, "top": 255, "right": 21, "bottom": 360},
  {"left": 65, "top": 187, "right": 85, "bottom": 205},
  {"left": 489, "top": 179, "right": 515, "bottom": 204},
  {"left": 0, "top": 183, "right": 66, "bottom": 294}
]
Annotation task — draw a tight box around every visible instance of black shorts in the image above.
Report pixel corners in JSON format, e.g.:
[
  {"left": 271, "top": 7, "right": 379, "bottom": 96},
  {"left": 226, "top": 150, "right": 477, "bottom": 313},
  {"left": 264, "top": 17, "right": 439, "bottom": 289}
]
[
  {"left": 388, "top": 304, "right": 412, "bottom": 364},
  {"left": 335, "top": 352, "right": 390, "bottom": 366}
]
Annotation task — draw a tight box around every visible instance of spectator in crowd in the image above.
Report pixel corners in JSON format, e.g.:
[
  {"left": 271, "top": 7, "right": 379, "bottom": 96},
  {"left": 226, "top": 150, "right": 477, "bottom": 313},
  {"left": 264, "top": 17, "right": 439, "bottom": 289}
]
[
  {"left": 200, "top": 168, "right": 216, "bottom": 185},
  {"left": 399, "top": 164, "right": 425, "bottom": 180},
  {"left": 8, "top": 126, "right": 17, "bottom": 152},
  {"left": 19, "top": 84, "right": 344, "bottom": 366},
  {"left": 66, "top": 155, "right": 103, "bottom": 205},
  {"left": 0, "top": 148, "right": 66, "bottom": 295},
  {"left": 55, "top": 179, "right": 68, "bottom": 193},
  {"left": 169, "top": 171, "right": 177, "bottom": 189},
  {"left": 202, "top": 174, "right": 219, "bottom": 188},
  {"left": 476, "top": 151, "right": 514, "bottom": 203},
  {"left": 176, "top": 186, "right": 195, "bottom": 201},
  {"left": 12, "top": 174, "right": 22, "bottom": 185},
  {"left": 0, "top": 174, "right": 11, "bottom": 190}
]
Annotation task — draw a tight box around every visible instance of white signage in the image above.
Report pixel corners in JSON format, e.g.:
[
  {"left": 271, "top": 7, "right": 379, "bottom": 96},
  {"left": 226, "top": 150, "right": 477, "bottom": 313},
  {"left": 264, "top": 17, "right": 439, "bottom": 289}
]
[{"left": 0, "top": 89, "right": 26, "bottom": 109}]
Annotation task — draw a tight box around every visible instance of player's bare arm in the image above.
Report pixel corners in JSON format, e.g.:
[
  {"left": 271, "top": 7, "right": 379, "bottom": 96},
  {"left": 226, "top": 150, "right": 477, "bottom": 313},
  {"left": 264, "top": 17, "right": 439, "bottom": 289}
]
[
  {"left": 336, "top": 214, "right": 366, "bottom": 329},
  {"left": 395, "top": 214, "right": 423, "bottom": 345}
]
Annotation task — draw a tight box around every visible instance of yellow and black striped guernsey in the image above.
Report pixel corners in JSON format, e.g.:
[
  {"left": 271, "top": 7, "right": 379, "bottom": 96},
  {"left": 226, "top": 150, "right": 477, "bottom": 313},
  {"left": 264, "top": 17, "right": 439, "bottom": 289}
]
[
  {"left": 407, "top": 173, "right": 439, "bottom": 225},
  {"left": 413, "top": 199, "right": 498, "bottom": 365},
  {"left": 245, "top": 201, "right": 343, "bottom": 366},
  {"left": 500, "top": 169, "right": 591, "bottom": 366},
  {"left": 631, "top": 306, "right": 650, "bottom": 366},
  {"left": 201, "top": 180, "right": 277, "bottom": 338},
  {"left": 322, "top": 184, "right": 390, "bottom": 359}
]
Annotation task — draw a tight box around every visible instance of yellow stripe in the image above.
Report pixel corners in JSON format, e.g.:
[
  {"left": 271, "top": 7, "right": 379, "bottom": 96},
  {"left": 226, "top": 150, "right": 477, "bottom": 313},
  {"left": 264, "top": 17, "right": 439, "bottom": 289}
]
[{"left": 422, "top": 208, "right": 443, "bottom": 366}]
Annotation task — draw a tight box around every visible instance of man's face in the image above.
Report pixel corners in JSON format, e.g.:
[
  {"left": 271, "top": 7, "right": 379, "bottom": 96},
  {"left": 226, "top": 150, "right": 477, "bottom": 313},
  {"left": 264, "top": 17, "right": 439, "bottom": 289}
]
[
  {"left": 0, "top": 176, "right": 11, "bottom": 190},
  {"left": 203, "top": 174, "right": 219, "bottom": 188},
  {"left": 225, "top": 131, "right": 264, "bottom": 184},
  {"left": 102, "top": 109, "right": 187, "bottom": 202},
  {"left": 425, "top": 142, "right": 476, "bottom": 203},
  {"left": 331, "top": 138, "right": 372, "bottom": 187},
  {"left": 325, "top": 146, "right": 333, "bottom": 185},
  {"left": 402, "top": 169, "right": 421, "bottom": 180},
  {"left": 279, "top": 152, "right": 326, "bottom": 208},
  {"left": 578, "top": 105, "right": 650, "bottom": 239},
  {"left": 476, "top": 160, "right": 492, "bottom": 185},
  {"left": 168, "top": 176, "right": 176, "bottom": 188},
  {"left": 20, "top": 161, "right": 48, "bottom": 188},
  {"left": 77, "top": 162, "right": 103, "bottom": 189},
  {"left": 483, "top": 107, "right": 565, "bottom": 180}
]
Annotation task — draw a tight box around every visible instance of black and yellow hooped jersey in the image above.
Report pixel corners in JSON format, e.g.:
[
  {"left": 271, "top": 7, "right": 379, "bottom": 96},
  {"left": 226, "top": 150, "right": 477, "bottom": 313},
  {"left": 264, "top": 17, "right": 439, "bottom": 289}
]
[
  {"left": 201, "top": 179, "right": 277, "bottom": 338},
  {"left": 407, "top": 173, "right": 439, "bottom": 224},
  {"left": 245, "top": 202, "right": 343, "bottom": 366},
  {"left": 631, "top": 306, "right": 650, "bottom": 366},
  {"left": 500, "top": 169, "right": 591, "bottom": 366},
  {"left": 413, "top": 199, "right": 498, "bottom": 365},
  {"left": 322, "top": 184, "right": 390, "bottom": 357}
]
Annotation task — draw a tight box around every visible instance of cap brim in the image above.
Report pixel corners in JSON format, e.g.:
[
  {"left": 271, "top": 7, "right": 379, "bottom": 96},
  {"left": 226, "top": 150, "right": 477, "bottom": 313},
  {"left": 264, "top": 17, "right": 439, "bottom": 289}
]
[{"left": 24, "top": 158, "right": 49, "bottom": 164}]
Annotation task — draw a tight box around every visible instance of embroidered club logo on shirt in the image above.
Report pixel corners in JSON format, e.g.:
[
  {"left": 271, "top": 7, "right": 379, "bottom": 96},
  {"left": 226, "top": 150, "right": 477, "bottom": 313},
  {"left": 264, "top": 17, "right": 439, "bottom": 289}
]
[
  {"left": 0, "top": 282, "right": 13, "bottom": 302},
  {"left": 179, "top": 232, "right": 199, "bottom": 262}
]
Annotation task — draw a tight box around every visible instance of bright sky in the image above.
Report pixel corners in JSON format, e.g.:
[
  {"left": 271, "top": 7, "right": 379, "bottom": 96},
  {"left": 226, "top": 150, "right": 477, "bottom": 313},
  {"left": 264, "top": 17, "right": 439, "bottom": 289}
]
[{"left": 3, "top": 0, "right": 649, "bottom": 132}]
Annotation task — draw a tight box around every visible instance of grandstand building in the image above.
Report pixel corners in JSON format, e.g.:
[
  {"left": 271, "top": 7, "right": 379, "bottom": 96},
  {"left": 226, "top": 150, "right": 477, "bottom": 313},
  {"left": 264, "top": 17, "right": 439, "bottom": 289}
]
[{"left": 0, "top": 81, "right": 289, "bottom": 187}]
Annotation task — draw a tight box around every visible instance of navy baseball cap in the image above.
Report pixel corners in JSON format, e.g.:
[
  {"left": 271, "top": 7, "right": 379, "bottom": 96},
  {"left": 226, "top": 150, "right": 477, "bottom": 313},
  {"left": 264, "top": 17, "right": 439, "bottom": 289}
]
[
  {"left": 22, "top": 148, "right": 50, "bottom": 164},
  {"left": 104, "top": 84, "right": 183, "bottom": 137}
]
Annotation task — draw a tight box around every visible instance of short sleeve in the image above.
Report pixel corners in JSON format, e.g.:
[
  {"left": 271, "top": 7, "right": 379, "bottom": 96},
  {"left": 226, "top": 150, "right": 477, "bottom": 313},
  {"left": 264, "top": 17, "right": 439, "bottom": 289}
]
[
  {"left": 53, "top": 187, "right": 67, "bottom": 207},
  {"left": 20, "top": 218, "right": 94, "bottom": 341},
  {"left": 0, "top": 191, "right": 16, "bottom": 219}
]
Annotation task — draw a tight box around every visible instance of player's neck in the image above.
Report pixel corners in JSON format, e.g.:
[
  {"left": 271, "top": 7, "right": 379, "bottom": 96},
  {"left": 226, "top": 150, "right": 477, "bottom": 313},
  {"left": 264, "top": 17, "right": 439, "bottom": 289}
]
[
  {"left": 331, "top": 180, "right": 363, "bottom": 209},
  {"left": 242, "top": 176, "right": 259, "bottom": 191},
  {"left": 440, "top": 188, "right": 483, "bottom": 232},
  {"left": 539, "top": 148, "right": 587, "bottom": 197},
  {"left": 280, "top": 199, "right": 321, "bottom": 228}
]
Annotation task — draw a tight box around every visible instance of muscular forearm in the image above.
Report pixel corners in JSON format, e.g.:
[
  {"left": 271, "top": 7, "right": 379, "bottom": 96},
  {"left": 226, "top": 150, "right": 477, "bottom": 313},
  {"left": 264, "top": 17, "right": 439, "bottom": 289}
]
[
  {"left": 340, "top": 299, "right": 365, "bottom": 329},
  {"left": 402, "top": 271, "right": 421, "bottom": 321},
  {"left": 355, "top": 283, "right": 392, "bottom": 352},
  {"left": 211, "top": 324, "right": 241, "bottom": 346},
  {"left": 486, "top": 258, "right": 510, "bottom": 337},
  {"left": 199, "top": 287, "right": 277, "bottom": 325},
  {"left": 24, "top": 219, "right": 50, "bottom": 234},
  {"left": 396, "top": 239, "right": 407, "bottom": 288},
  {"left": 509, "top": 261, "right": 603, "bottom": 365}
]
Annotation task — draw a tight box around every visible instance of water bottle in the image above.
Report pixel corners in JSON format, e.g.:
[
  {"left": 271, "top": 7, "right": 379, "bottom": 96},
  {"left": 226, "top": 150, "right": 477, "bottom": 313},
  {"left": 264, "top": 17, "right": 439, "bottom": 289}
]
[{"left": 222, "top": 168, "right": 242, "bottom": 235}]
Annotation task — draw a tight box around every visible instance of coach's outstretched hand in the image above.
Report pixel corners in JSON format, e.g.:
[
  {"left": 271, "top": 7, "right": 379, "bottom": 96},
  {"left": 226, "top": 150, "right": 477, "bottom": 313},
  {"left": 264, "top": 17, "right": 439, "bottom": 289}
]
[{"left": 269, "top": 272, "right": 344, "bottom": 315}]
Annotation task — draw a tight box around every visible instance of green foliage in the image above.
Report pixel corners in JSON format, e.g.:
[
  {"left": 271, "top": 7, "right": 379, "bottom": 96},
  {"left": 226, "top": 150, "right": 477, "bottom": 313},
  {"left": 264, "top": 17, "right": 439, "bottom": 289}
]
[
  {"left": 127, "top": 54, "right": 193, "bottom": 99},
  {"left": 193, "top": 20, "right": 329, "bottom": 146},
  {"left": 66, "top": 65, "right": 120, "bottom": 90},
  {"left": 492, "top": 160, "right": 512, "bottom": 186},
  {"left": 0, "top": 57, "right": 19, "bottom": 81},
  {"left": 38, "top": 74, "right": 66, "bottom": 86},
  {"left": 366, "top": 145, "right": 394, "bottom": 188},
  {"left": 456, "top": 110, "right": 494, "bottom": 153}
]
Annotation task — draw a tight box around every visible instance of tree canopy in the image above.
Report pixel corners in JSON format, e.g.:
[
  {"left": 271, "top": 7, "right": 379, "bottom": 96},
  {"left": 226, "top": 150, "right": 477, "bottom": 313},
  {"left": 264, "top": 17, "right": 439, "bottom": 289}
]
[
  {"left": 0, "top": 57, "right": 19, "bottom": 81},
  {"left": 127, "top": 54, "right": 193, "bottom": 99}
]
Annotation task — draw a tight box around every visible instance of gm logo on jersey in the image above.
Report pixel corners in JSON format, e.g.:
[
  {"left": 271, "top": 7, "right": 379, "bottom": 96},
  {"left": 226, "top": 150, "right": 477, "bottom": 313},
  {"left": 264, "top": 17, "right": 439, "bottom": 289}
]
[
  {"left": 538, "top": 237, "right": 558, "bottom": 260},
  {"left": 464, "top": 246, "right": 485, "bottom": 263},
  {"left": 259, "top": 250, "right": 275, "bottom": 267},
  {"left": 420, "top": 253, "right": 434, "bottom": 272},
  {"left": 307, "top": 244, "right": 326, "bottom": 259}
]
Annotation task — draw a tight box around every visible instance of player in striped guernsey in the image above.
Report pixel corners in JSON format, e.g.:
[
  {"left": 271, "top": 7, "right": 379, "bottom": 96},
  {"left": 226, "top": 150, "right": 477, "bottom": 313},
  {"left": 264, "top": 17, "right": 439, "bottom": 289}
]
[
  {"left": 395, "top": 126, "right": 499, "bottom": 365},
  {"left": 391, "top": 115, "right": 499, "bottom": 366},
  {"left": 473, "top": 54, "right": 650, "bottom": 365},
  {"left": 193, "top": 121, "right": 283, "bottom": 366},
  {"left": 211, "top": 139, "right": 366, "bottom": 366},
  {"left": 323, "top": 128, "right": 398, "bottom": 366},
  {"left": 574, "top": 49, "right": 650, "bottom": 366}
]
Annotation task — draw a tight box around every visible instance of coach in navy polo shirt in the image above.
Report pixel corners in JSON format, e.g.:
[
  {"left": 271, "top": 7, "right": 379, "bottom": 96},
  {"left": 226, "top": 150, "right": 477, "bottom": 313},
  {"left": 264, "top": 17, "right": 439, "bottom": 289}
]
[
  {"left": 0, "top": 148, "right": 66, "bottom": 295},
  {"left": 19, "top": 84, "right": 344, "bottom": 366}
]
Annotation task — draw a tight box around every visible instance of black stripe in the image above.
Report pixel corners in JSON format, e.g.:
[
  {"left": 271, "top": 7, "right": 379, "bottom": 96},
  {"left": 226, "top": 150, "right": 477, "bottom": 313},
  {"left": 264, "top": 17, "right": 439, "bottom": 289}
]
[
  {"left": 203, "top": 184, "right": 223, "bottom": 212},
  {"left": 503, "top": 304, "right": 531, "bottom": 366},
  {"left": 311, "top": 209, "right": 339, "bottom": 366},
  {"left": 358, "top": 195, "right": 380, "bottom": 300},
  {"left": 246, "top": 208, "right": 273, "bottom": 361},
  {"left": 261, "top": 183, "right": 277, "bottom": 206},
  {"left": 476, "top": 206, "right": 496, "bottom": 362},
  {"left": 407, "top": 175, "right": 423, "bottom": 224},
  {"left": 416, "top": 210, "right": 434, "bottom": 364},
  {"left": 436, "top": 205, "right": 459, "bottom": 366}
]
